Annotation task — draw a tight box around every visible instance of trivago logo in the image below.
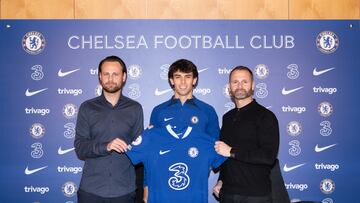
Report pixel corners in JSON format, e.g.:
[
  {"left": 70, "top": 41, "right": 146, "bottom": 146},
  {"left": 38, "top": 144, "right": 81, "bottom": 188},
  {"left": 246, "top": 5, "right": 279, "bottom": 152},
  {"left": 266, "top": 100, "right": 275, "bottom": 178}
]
[
  {"left": 57, "top": 166, "right": 83, "bottom": 174},
  {"left": 58, "top": 88, "right": 83, "bottom": 96},
  {"left": 24, "top": 186, "right": 50, "bottom": 194},
  {"left": 285, "top": 182, "right": 308, "bottom": 191},
  {"left": 315, "top": 163, "right": 340, "bottom": 171},
  {"left": 25, "top": 107, "right": 50, "bottom": 116},
  {"left": 193, "top": 88, "right": 211, "bottom": 96}
]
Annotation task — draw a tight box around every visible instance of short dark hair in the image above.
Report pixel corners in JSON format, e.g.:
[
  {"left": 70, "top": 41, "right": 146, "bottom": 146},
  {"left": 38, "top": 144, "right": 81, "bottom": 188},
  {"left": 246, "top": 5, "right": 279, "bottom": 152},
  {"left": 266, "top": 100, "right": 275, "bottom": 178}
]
[
  {"left": 98, "top": 55, "right": 127, "bottom": 76},
  {"left": 168, "top": 59, "right": 199, "bottom": 88},
  {"left": 229, "top": 66, "right": 253, "bottom": 82}
]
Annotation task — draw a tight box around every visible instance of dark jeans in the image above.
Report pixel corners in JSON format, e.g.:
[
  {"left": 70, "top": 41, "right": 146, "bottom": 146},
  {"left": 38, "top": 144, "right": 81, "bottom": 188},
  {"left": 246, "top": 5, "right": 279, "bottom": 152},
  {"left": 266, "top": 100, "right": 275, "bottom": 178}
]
[
  {"left": 77, "top": 189, "right": 135, "bottom": 203},
  {"left": 220, "top": 191, "right": 272, "bottom": 203}
]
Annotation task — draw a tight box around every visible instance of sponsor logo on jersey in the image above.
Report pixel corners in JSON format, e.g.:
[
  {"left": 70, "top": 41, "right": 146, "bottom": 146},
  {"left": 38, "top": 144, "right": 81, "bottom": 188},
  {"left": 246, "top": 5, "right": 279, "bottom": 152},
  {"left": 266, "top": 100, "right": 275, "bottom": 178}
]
[
  {"left": 62, "top": 103, "right": 78, "bottom": 119},
  {"left": 313, "top": 86, "right": 337, "bottom": 95},
  {"left": 29, "top": 123, "right": 45, "bottom": 139},
  {"left": 254, "top": 64, "right": 269, "bottom": 79},
  {"left": 282, "top": 105, "right": 306, "bottom": 114},
  {"left": 128, "top": 64, "right": 142, "bottom": 80},
  {"left": 24, "top": 186, "right": 50, "bottom": 194},
  {"left": 318, "top": 101, "right": 333, "bottom": 117},
  {"left": 315, "top": 163, "right": 339, "bottom": 171},
  {"left": 285, "top": 182, "right": 308, "bottom": 191},
  {"left": 22, "top": 31, "right": 46, "bottom": 55},
  {"left": 62, "top": 181, "right": 77, "bottom": 197},
  {"left": 320, "top": 179, "right": 335, "bottom": 194},
  {"left": 159, "top": 150, "right": 171, "bottom": 155},
  {"left": 286, "top": 121, "right": 302, "bottom": 136},
  {"left": 316, "top": 31, "right": 339, "bottom": 54}
]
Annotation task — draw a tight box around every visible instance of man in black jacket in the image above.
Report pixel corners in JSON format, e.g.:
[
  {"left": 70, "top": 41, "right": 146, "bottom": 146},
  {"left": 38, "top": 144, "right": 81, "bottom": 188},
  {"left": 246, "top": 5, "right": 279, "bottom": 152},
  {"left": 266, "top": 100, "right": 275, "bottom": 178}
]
[{"left": 213, "top": 66, "right": 286, "bottom": 203}]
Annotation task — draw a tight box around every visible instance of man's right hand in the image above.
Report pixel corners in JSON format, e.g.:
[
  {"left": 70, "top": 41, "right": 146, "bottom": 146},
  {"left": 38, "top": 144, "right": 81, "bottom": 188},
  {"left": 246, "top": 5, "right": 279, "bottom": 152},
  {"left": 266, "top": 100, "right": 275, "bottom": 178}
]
[
  {"left": 107, "top": 138, "right": 129, "bottom": 153},
  {"left": 213, "top": 180, "right": 223, "bottom": 198}
]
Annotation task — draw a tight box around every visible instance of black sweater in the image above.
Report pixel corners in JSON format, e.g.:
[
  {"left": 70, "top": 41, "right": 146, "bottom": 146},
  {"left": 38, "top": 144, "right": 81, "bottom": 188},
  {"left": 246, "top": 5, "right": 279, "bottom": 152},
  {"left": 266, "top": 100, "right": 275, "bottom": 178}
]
[{"left": 219, "top": 100, "right": 279, "bottom": 196}]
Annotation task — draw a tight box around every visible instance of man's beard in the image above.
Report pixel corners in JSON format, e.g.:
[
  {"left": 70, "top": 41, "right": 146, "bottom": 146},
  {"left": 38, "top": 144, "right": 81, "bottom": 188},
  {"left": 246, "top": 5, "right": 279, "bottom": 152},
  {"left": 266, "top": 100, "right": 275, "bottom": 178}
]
[
  {"left": 101, "top": 81, "right": 122, "bottom": 93},
  {"left": 231, "top": 88, "right": 253, "bottom": 100}
]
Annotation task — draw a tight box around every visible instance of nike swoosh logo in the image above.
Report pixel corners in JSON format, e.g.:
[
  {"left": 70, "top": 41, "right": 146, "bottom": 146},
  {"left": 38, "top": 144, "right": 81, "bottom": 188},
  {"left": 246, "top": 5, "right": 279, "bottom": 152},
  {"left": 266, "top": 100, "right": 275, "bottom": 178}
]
[
  {"left": 25, "top": 166, "right": 48, "bottom": 175},
  {"left": 282, "top": 86, "right": 304, "bottom": 95},
  {"left": 313, "top": 67, "right": 335, "bottom": 76},
  {"left": 164, "top": 117, "right": 174, "bottom": 122},
  {"left": 283, "top": 163, "right": 306, "bottom": 172},
  {"left": 315, "top": 144, "right": 337, "bottom": 152},
  {"left": 159, "top": 150, "right": 171, "bottom": 155},
  {"left": 58, "top": 147, "right": 75, "bottom": 155},
  {"left": 198, "top": 68, "right": 208, "bottom": 73},
  {"left": 154, "top": 88, "right": 172, "bottom": 96},
  {"left": 25, "top": 88, "right": 48, "bottom": 97},
  {"left": 58, "top": 68, "right": 80, "bottom": 77}
]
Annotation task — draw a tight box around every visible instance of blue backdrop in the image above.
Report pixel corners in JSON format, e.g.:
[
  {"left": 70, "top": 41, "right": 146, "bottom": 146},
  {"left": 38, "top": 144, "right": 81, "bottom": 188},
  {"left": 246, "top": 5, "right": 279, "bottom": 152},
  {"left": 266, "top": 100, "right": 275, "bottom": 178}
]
[{"left": 0, "top": 20, "right": 359, "bottom": 203}]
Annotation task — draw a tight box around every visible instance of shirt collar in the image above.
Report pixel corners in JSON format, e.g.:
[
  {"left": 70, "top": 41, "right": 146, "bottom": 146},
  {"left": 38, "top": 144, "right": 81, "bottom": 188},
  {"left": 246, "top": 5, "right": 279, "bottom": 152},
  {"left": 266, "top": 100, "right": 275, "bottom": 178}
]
[
  {"left": 168, "top": 96, "right": 198, "bottom": 107},
  {"left": 100, "top": 92, "right": 125, "bottom": 108}
]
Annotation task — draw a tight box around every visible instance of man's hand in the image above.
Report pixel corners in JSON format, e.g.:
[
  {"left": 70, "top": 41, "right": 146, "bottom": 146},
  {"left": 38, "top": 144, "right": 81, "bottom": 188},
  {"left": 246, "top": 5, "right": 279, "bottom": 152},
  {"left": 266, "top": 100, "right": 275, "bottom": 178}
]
[
  {"left": 214, "top": 141, "right": 232, "bottom": 157},
  {"left": 213, "top": 180, "right": 223, "bottom": 198},
  {"left": 107, "top": 138, "right": 129, "bottom": 153},
  {"left": 143, "top": 186, "right": 148, "bottom": 203}
]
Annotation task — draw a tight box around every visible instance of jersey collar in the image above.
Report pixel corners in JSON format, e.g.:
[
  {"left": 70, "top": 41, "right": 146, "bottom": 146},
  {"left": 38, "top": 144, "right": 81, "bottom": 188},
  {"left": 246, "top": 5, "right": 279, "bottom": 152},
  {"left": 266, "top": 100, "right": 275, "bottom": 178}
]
[{"left": 166, "top": 125, "right": 192, "bottom": 139}]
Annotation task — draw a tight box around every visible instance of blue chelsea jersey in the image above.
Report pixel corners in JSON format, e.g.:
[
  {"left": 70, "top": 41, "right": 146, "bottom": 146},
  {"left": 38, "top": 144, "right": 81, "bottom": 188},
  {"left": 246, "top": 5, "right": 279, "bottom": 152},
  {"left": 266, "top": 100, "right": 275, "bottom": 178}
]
[
  {"left": 126, "top": 125, "right": 226, "bottom": 203},
  {"left": 150, "top": 97, "right": 220, "bottom": 139}
]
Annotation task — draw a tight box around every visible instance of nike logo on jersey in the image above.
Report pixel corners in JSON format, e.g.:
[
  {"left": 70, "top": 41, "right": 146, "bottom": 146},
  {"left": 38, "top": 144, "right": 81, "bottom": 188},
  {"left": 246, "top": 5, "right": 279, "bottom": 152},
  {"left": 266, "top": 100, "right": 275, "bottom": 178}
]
[
  {"left": 159, "top": 150, "right": 171, "bottom": 155},
  {"left": 58, "top": 68, "right": 80, "bottom": 77},
  {"left": 281, "top": 86, "right": 304, "bottom": 95},
  {"left": 315, "top": 144, "right": 337, "bottom": 152},
  {"left": 25, "top": 166, "right": 48, "bottom": 175},
  {"left": 25, "top": 88, "right": 48, "bottom": 97},
  {"left": 312, "top": 67, "right": 335, "bottom": 76},
  {"left": 283, "top": 163, "right": 306, "bottom": 172},
  {"left": 154, "top": 88, "right": 172, "bottom": 96},
  {"left": 58, "top": 147, "right": 75, "bottom": 155},
  {"left": 164, "top": 117, "right": 174, "bottom": 122}
]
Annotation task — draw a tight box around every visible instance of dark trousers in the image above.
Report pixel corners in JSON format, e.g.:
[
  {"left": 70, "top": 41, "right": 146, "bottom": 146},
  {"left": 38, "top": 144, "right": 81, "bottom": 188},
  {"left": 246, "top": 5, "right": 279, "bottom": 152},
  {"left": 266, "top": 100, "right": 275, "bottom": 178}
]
[
  {"left": 220, "top": 192, "right": 272, "bottom": 203},
  {"left": 77, "top": 189, "right": 135, "bottom": 203}
]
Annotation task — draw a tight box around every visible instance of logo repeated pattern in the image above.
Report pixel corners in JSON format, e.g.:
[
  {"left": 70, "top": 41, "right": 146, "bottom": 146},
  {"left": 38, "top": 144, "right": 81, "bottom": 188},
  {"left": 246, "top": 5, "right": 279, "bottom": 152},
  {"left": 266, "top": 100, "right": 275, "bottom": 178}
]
[{"left": 16, "top": 25, "right": 344, "bottom": 202}]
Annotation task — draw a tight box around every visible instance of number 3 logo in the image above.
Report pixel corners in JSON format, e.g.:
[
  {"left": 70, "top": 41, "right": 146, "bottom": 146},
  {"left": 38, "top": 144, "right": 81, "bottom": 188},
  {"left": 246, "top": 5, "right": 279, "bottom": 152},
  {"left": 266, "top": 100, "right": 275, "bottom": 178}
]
[{"left": 168, "top": 163, "right": 190, "bottom": 190}]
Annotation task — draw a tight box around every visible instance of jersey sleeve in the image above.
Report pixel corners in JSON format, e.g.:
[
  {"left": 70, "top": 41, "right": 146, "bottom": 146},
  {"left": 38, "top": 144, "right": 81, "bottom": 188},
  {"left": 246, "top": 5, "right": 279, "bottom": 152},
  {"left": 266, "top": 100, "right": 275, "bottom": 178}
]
[
  {"left": 206, "top": 106, "right": 220, "bottom": 139},
  {"left": 126, "top": 130, "right": 151, "bottom": 165}
]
